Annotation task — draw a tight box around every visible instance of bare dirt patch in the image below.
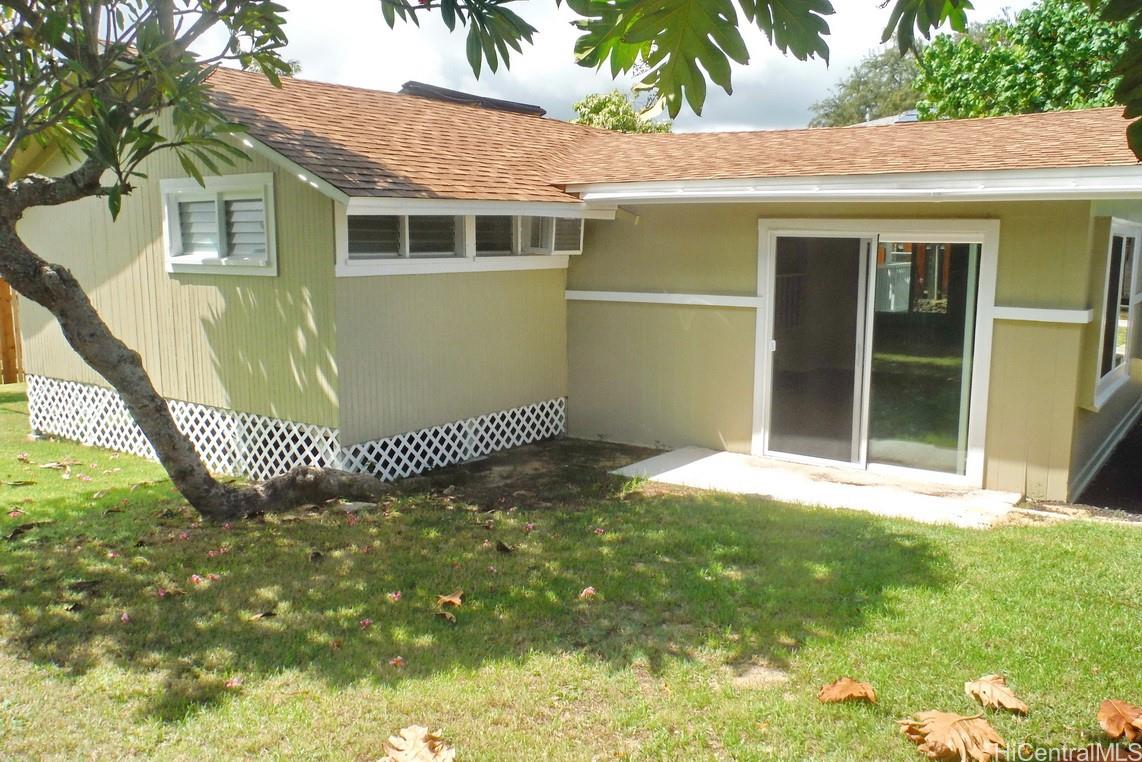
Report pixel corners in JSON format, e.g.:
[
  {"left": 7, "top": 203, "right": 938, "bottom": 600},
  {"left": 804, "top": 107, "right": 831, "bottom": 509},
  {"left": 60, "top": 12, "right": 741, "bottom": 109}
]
[
  {"left": 390, "top": 437, "right": 667, "bottom": 511},
  {"left": 727, "top": 660, "right": 791, "bottom": 689}
]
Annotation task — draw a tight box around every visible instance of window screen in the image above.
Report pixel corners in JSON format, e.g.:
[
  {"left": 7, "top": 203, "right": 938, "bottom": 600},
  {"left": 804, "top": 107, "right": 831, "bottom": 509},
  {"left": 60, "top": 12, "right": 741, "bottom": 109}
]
[
  {"left": 475, "top": 216, "right": 514, "bottom": 254},
  {"left": 348, "top": 215, "right": 400, "bottom": 258},
  {"left": 408, "top": 215, "right": 457, "bottom": 256},
  {"left": 554, "top": 218, "right": 583, "bottom": 251},
  {"left": 178, "top": 200, "right": 220, "bottom": 256},
  {"left": 528, "top": 217, "right": 552, "bottom": 250},
  {"left": 224, "top": 198, "right": 267, "bottom": 261}
]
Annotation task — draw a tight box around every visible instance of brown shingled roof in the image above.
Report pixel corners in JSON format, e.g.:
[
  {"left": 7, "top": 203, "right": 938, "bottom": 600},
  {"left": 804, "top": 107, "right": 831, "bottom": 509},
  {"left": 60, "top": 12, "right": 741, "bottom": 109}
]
[
  {"left": 207, "top": 67, "right": 1139, "bottom": 201},
  {"left": 556, "top": 107, "right": 1139, "bottom": 186},
  {"left": 206, "top": 67, "right": 598, "bottom": 203}
]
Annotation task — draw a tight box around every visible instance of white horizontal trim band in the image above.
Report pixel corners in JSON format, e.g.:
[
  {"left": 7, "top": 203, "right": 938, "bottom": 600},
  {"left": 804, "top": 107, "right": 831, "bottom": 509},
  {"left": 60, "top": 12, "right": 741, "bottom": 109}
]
[
  {"left": 337, "top": 254, "right": 569, "bottom": 277},
  {"left": 567, "top": 166, "right": 1142, "bottom": 204},
  {"left": 565, "top": 289, "right": 763, "bottom": 308},
  {"left": 992, "top": 306, "right": 1094, "bottom": 324}
]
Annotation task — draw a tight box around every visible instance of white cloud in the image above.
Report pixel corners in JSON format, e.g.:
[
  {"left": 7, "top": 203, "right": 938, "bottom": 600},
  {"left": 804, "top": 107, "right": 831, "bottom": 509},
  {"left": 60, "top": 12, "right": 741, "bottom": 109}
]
[{"left": 207, "top": 0, "right": 1038, "bottom": 130}]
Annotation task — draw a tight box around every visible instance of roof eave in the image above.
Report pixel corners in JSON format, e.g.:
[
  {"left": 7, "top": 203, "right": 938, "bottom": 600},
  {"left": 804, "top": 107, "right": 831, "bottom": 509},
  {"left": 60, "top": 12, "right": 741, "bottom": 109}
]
[
  {"left": 564, "top": 165, "right": 1142, "bottom": 204},
  {"left": 234, "top": 132, "right": 351, "bottom": 204},
  {"left": 234, "top": 130, "right": 615, "bottom": 215}
]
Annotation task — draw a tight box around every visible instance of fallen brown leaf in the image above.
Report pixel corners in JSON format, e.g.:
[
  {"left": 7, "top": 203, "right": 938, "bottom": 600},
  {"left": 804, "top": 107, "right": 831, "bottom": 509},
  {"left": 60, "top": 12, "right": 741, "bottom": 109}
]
[
  {"left": 817, "top": 677, "right": 877, "bottom": 704},
  {"left": 1098, "top": 700, "right": 1142, "bottom": 743},
  {"left": 436, "top": 610, "right": 456, "bottom": 624},
  {"left": 964, "top": 674, "right": 1028, "bottom": 715},
  {"left": 39, "top": 459, "right": 79, "bottom": 470},
  {"left": 5, "top": 521, "right": 52, "bottom": 540},
  {"left": 381, "top": 724, "right": 455, "bottom": 762},
  {"left": 436, "top": 591, "right": 464, "bottom": 607},
  {"left": 250, "top": 609, "right": 277, "bottom": 621},
  {"left": 899, "top": 711, "right": 1005, "bottom": 762}
]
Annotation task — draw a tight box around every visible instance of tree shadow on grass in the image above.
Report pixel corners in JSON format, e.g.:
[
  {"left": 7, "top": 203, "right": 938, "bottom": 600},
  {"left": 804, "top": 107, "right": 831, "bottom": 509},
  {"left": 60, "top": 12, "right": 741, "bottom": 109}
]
[{"left": 0, "top": 439, "right": 949, "bottom": 723}]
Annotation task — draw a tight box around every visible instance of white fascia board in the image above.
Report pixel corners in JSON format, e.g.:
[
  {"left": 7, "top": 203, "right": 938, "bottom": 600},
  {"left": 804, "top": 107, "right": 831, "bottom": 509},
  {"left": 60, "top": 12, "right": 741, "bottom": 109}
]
[
  {"left": 336, "top": 254, "right": 569, "bottom": 277},
  {"left": 346, "top": 196, "right": 617, "bottom": 219},
  {"left": 565, "top": 165, "right": 1142, "bottom": 204}
]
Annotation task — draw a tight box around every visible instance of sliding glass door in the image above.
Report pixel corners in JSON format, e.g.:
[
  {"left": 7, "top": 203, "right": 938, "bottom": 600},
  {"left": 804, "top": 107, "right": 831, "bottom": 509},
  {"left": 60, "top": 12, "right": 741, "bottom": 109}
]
[
  {"left": 866, "top": 241, "right": 980, "bottom": 475},
  {"left": 767, "top": 236, "right": 868, "bottom": 463},
  {"left": 764, "top": 233, "right": 981, "bottom": 476}
]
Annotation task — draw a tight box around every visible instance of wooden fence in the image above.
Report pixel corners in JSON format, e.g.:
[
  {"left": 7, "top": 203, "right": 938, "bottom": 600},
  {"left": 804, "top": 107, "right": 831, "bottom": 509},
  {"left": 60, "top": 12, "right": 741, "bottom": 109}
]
[{"left": 0, "top": 279, "right": 23, "bottom": 384}]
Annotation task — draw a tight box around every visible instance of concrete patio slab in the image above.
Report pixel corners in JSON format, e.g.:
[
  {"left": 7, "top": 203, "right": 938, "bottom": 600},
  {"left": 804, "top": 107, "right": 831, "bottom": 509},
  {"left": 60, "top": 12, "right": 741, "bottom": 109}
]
[{"left": 614, "top": 447, "right": 1022, "bottom": 529}]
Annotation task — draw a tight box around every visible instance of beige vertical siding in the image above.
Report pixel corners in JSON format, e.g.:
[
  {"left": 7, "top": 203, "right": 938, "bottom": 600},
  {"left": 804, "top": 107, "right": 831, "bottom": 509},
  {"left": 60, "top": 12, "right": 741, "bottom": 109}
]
[
  {"left": 1069, "top": 201, "right": 1142, "bottom": 496},
  {"left": 334, "top": 269, "right": 567, "bottom": 445},
  {"left": 569, "top": 201, "right": 1094, "bottom": 499},
  {"left": 567, "top": 301, "right": 755, "bottom": 451},
  {"left": 984, "top": 322, "right": 1082, "bottom": 500},
  {"left": 16, "top": 147, "right": 339, "bottom": 427}
]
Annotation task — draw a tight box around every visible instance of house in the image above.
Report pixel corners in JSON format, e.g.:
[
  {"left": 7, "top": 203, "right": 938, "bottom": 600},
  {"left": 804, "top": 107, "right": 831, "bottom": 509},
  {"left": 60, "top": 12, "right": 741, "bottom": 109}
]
[{"left": 14, "top": 67, "right": 1142, "bottom": 502}]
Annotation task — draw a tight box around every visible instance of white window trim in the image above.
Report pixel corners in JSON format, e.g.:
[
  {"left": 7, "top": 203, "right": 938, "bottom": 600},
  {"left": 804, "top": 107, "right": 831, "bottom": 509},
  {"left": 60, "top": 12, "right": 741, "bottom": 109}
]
[
  {"left": 335, "top": 207, "right": 576, "bottom": 276},
  {"left": 160, "top": 172, "right": 277, "bottom": 277},
  {"left": 754, "top": 218, "right": 1000, "bottom": 489},
  {"left": 1093, "top": 219, "right": 1142, "bottom": 408}
]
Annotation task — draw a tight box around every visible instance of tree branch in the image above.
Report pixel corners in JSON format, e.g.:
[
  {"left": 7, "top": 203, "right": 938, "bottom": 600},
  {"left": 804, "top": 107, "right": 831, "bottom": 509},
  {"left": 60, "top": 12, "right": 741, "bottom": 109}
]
[{"left": 2, "top": 155, "right": 106, "bottom": 218}]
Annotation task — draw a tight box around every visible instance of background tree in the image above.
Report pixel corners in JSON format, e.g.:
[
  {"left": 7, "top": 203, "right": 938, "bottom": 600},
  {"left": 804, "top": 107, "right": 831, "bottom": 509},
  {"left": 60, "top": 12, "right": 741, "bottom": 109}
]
[
  {"left": 572, "top": 90, "right": 672, "bottom": 133},
  {"left": 809, "top": 47, "right": 920, "bottom": 127},
  {"left": 915, "top": 0, "right": 1132, "bottom": 119},
  {"left": 0, "top": 2, "right": 384, "bottom": 520},
  {"left": 382, "top": 0, "right": 1142, "bottom": 150}
]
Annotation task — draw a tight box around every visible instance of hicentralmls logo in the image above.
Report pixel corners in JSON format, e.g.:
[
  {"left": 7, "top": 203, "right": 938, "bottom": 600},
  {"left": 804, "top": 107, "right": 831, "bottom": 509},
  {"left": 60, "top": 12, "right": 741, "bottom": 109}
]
[{"left": 1007, "top": 742, "right": 1142, "bottom": 761}]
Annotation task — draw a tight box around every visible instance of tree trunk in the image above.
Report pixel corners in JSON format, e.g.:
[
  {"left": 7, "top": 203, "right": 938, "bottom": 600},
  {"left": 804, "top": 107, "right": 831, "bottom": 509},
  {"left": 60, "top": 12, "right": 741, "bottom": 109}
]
[{"left": 0, "top": 223, "right": 385, "bottom": 519}]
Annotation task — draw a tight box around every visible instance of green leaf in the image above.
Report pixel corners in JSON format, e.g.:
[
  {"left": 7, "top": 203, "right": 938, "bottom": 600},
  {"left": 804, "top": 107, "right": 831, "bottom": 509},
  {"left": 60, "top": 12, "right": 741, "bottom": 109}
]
[
  {"left": 466, "top": 24, "right": 483, "bottom": 77},
  {"left": 741, "top": 0, "right": 833, "bottom": 61},
  {"left": 107, "top": 186, "right": 122, "bottom": 220},
  {"left": 176, "top": 152, "right": 205, "bottom": 187}
]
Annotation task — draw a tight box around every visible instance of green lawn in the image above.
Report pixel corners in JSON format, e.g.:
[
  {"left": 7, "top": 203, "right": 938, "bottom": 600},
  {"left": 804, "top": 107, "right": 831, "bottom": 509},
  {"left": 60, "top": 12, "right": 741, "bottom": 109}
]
[{"left": 1, "top": 385, "right": 1140, "bottom": 760}]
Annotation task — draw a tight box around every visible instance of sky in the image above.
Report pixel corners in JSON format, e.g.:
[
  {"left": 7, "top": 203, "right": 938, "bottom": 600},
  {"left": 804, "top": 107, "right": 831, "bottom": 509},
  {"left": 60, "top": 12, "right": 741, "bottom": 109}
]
[{"left": 222, "top": 0, "right": 1037, "bottom": 132}]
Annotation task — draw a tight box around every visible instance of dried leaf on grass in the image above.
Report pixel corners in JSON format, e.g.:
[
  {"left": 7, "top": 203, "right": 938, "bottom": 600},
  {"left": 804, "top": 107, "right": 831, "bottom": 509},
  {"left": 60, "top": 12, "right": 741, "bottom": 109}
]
[
  {"left": 964, "top": 674, "right": 1028, "bottom": 715},
  {"left": 817, "top": 677, "right": 877, "bottom": 704},
  {"left": 1099, "top": 700, "right": 1142, "bottom": 743},
  {"left": 6, "top": 520, "right": 52, "bottom": 540},
  {"left": 381, "top": 724, "right": 455, "bottom": 762},
  {"left": 39, "top": 459, "right": 79, "bottom": 470},
  {"left": 899, "top": 711, "right": 1005, "bottom": 762},
  {"left": 436, "top": 591, "right": 464, "bottom": 607}
]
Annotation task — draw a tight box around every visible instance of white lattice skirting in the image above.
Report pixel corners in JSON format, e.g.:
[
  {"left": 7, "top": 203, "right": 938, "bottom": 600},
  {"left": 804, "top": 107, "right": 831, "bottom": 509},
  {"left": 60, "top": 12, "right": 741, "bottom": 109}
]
[{"left": 26, "top": 375, "right": 565, "bottom": 482}]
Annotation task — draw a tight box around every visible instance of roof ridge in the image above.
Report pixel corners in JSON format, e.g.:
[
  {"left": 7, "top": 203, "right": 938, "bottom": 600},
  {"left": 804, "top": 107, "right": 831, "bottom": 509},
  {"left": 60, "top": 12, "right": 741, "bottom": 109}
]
[
  {"left": 207, "top": 65, "right": 610, "bottom": 136},
  {"left": 588, "top": 105, "right": 1128, "bottom": 142}
]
